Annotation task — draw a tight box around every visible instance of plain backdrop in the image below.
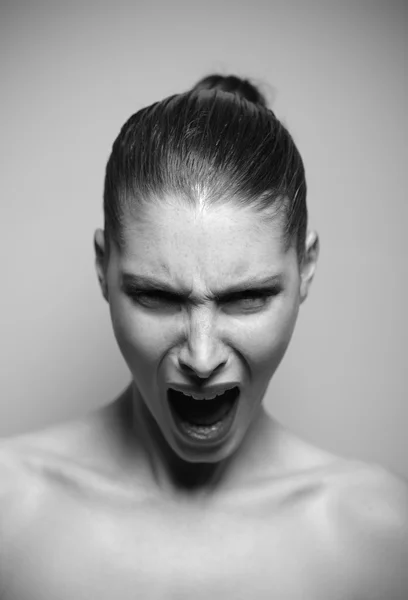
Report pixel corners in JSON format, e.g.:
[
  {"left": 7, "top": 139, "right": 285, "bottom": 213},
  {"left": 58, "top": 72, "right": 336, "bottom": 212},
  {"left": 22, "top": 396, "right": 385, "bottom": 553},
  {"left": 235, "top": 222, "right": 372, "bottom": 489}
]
[{"left": 0, "top": 0, "right": 407, "bottom": 479}]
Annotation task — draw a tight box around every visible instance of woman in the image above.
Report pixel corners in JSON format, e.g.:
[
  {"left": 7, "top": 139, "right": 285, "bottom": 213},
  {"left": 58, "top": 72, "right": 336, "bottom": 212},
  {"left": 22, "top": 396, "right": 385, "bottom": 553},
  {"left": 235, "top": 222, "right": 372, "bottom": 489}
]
[{"left": 1, "top": 74, "right": 407, "bottom": 599}]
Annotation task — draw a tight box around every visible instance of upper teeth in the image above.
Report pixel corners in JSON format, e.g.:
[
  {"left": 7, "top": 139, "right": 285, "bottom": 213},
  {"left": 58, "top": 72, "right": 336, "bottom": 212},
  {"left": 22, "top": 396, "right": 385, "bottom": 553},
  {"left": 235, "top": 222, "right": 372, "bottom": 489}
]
[{"left": 178, "top": 389, "right": 233, "bottom": 401}]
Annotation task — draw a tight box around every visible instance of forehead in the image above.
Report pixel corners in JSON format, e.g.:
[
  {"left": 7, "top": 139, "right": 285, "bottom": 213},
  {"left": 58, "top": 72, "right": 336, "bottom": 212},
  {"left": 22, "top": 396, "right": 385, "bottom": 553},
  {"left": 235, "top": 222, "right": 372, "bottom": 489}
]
[{"left": 116, "top": 200, "right": 292, "bottom": 282}]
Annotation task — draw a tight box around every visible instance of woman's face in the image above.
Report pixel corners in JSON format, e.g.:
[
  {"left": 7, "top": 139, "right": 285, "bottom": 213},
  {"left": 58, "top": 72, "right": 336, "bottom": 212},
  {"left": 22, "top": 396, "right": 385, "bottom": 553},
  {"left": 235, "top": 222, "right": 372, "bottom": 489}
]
[{"left": 96, "top": 200, "right": 316, "bottom": 464}]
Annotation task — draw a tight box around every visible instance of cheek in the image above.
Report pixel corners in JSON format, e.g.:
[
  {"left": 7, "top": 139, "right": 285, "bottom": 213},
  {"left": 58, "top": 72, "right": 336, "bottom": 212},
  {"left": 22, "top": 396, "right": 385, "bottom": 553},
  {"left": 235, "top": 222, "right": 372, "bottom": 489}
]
[
  {"left": 239, "top": 299, "right": 299, "bottom": 373},
  {"left": 109, "top": 294, "right": 299, "bottom": 378},
  {"left": 109, "top": 299, "right": 164, "bottom": 367}
]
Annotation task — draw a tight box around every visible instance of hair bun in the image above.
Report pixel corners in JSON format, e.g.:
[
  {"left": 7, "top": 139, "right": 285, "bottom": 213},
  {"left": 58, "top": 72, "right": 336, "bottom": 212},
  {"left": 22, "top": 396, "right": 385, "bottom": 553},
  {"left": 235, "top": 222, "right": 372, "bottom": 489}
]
[{"left": 191, "top": 74, "right": 267, "bottom": 108}]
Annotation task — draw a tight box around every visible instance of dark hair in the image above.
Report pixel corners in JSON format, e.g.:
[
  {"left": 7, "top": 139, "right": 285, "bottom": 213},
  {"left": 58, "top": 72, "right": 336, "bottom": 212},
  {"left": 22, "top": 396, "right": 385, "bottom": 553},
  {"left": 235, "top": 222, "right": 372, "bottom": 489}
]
[{"left": 103, "top": 74, "right": 308, "bottom": 263}]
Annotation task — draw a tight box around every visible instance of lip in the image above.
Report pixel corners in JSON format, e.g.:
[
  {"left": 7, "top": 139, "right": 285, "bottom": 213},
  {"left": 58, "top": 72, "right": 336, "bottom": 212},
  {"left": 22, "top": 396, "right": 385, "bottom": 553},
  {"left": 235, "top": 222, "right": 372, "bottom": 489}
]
[
  {"left": 167, "top": 382, "right": 240, "bottom": 400},
  {"left": 167, "top": 387, "right": 241, "bottom": 444}
]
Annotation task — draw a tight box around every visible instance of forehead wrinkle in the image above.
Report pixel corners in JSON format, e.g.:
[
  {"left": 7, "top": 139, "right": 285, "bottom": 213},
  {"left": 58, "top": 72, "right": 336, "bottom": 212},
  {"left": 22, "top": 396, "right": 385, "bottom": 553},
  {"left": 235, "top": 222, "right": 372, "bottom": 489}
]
[
  {"left": 121, "top": 201, "right": 285, "bottom": 252},
  {"left": 120, "top": 236, "right": 283, "bottom": 294},
  {"left": 158, "top": 255, "right": 256, "bottom": 294},
  {"left": 158, "top": 261, "right": 171, "bottom": 277},
  {"left": 118, "top": 201, "right": 289, "bottom": 290}
]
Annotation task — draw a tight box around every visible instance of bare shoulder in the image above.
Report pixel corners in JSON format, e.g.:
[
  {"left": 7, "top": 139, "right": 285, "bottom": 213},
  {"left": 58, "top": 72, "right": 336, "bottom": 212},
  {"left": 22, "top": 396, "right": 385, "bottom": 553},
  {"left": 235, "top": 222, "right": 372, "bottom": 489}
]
[
  {"left": 0, "top": 417, "right": 100, "bottom": 542},
  {"left": 0, "top": 432, "right": 44, "bottom": 509},
  {"left": 330, "top": 458, "right": 408, "bottom": 518},
  {"left": 0, "top": 414, "right": 100, "bottom": 507},
  {"left": 0, "top": 425, "right": 69, "bottom": 514},
  {"left": 325, "top": 459, "right": 408, "bottom": 599},
  {"left": 0, "top": 406, "right": 111, "bottom": 471},
  {"left": 0, "top": 434, "right": 49, "bottom": 598},
  {"left": 327, "top": 459, "right": 408, "bottom": 535}
]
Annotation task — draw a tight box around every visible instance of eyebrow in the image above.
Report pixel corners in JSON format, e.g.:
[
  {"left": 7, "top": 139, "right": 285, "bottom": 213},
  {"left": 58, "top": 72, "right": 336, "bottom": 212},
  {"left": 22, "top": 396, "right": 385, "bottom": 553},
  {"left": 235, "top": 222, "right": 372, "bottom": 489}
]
[{"left": 120, "top": 272, "right": 283, "bottom": 301}]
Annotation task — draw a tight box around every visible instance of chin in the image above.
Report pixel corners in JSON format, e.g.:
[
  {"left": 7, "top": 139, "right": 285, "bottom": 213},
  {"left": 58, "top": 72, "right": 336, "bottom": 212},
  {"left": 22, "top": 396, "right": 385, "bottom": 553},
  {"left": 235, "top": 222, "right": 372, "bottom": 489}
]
[{"left": 166, "top": 428, "right": 242, "bottom": 465}]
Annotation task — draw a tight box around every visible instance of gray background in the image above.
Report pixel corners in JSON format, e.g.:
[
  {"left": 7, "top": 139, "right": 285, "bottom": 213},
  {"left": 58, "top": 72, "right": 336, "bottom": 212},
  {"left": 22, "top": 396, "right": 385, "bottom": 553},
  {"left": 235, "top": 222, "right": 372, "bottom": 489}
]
[{"left": 0, "top": 0, "right": 407, "bottom": 479}]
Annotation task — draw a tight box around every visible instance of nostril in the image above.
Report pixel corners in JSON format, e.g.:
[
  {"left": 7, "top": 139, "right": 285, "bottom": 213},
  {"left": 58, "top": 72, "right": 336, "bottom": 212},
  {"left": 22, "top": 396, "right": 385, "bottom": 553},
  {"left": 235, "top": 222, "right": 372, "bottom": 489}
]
[{"left": 178, "top": 359, "right": 228, "bottom": 382}]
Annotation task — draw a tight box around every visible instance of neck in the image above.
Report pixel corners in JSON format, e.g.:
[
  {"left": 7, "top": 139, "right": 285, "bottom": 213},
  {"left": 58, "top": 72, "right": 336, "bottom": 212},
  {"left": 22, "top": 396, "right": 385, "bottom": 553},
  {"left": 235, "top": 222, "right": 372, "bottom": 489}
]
[{"left": 107, "top": 381, "right": 284, "bottom": 502}]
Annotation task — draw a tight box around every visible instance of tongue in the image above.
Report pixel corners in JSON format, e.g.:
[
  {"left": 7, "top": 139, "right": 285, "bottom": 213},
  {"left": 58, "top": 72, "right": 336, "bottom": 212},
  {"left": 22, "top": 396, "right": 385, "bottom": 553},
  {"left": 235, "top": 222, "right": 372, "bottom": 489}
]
[{"left": 170, "top": 388, "right": 237, "bottom": 426}]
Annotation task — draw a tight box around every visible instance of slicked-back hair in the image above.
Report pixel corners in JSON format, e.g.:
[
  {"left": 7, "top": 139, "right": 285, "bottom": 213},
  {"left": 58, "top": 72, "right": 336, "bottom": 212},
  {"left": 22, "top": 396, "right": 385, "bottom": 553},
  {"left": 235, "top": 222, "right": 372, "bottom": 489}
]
[{"left": 103, "top": 75, "right": 308, "bottom": 264}]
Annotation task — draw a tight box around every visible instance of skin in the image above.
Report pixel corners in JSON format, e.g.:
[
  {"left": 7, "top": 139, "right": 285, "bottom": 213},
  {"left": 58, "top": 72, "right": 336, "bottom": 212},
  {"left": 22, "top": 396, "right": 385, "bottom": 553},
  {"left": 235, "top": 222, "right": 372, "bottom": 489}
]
[{"left": 0, "top": 200, "right": 408, "bottom": 599}]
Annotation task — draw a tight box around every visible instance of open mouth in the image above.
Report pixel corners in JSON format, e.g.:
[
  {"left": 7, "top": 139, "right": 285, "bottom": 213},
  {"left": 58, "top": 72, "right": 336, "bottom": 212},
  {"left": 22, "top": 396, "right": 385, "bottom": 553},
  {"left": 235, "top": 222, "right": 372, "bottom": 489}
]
[{"left": 167, "top": 386, "right": 240, "bottom": 427}]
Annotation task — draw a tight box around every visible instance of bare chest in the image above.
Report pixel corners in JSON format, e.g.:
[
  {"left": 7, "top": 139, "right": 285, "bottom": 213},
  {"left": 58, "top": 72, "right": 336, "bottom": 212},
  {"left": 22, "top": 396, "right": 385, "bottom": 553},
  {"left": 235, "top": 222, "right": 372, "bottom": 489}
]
[{"left": 4, "top": 485, "right": 346, "bottom": 600}]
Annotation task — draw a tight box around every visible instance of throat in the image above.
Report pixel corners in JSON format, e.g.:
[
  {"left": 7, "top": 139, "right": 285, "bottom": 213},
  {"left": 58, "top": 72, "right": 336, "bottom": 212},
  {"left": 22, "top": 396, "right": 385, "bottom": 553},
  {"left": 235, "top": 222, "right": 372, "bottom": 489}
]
[
  {"left": 168, "top": 388, "right": 239, "bottom": 426},
  {"left": 134, "top": 393, "right": 241, "bottom": 498},
  {"left": 115, "top": 382, "right": 271, "bottom": 501}
]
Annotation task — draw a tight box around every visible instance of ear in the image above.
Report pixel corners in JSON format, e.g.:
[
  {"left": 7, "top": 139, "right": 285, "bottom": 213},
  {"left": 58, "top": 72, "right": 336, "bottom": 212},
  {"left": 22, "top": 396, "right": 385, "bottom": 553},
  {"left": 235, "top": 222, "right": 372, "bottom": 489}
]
[
  {"left": 299, "top": 230, "right": 319, "bottom": 304},
  {"left": 94, "top": 228, "right": 109, "bottom": 302}
]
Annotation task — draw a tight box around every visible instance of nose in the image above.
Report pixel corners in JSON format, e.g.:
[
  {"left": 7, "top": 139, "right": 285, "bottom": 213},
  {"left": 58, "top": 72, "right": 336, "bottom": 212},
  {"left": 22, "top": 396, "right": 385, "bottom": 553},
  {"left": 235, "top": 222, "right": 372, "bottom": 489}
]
[
  {"left": 177, "top": 311, "right": 228, "bottom": 380},
  {"left": 178, "top": 355, "right": 227, "bottom": 381}
]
